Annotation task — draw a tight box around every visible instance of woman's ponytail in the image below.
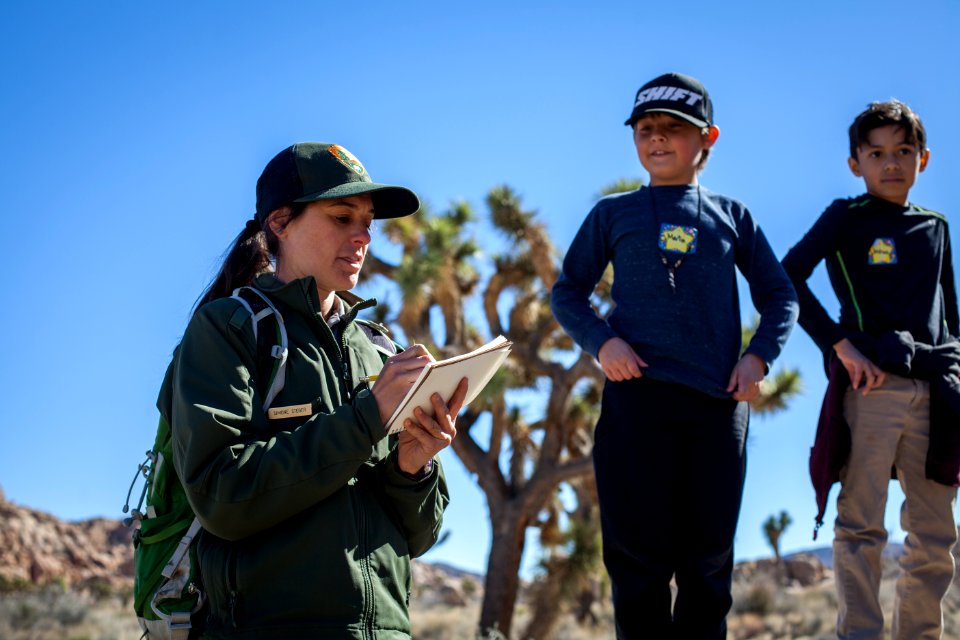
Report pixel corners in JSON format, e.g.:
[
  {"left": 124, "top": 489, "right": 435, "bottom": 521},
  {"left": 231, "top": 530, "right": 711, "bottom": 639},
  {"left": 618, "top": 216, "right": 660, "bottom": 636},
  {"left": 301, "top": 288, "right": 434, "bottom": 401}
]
[
  {"left": 192, "top": 202, "right": 309, "bottom": 315},
  {"left": 193, "top": 219, "right": 271, "bottom": 314}
]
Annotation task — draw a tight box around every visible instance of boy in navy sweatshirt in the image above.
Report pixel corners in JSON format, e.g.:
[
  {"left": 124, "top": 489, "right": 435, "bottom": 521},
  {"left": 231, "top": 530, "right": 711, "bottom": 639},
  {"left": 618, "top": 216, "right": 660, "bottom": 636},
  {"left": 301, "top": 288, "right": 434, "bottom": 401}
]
[
  {"left": 782, "top": 100, "right": 960, "bottom": 639},
  {"left": 551, "top": 72, "right": 797, "bottom": 639}
]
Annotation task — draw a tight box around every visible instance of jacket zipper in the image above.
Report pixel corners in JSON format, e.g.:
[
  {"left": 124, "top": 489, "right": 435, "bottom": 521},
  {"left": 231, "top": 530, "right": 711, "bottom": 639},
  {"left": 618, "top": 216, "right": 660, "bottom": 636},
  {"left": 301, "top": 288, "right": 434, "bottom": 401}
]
[
  {"left": 341, "top": 332, "right": 352, "bottom": 401},
  {"left": 225, "top": 545, "right": 239, "bottom": 628},
  {"left": 350, "top": 485, "right": 374, "bottom": 640},
  {"left": 337, "top": 297, "right": 376, "bottom": 401},
  {"left": 339, "top": 298, "right": 376, "bottom": 639},
  {"left": 306, "top": 288, "right": 359, "bottom": 402}
]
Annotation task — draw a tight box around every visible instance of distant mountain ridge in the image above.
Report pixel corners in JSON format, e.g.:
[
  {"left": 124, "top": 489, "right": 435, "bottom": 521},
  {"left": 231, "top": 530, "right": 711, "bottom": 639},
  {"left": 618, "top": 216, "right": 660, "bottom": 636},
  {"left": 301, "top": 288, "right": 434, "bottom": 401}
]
[
  {"left": 0, "top": 488, "right": 133, "bottom": 590},
  {"left": 0, "top": 485, "right": 919, "bottom": 590},
  {"left": 785, "top": 543, "right": 904, "bottom": 570},
  {"left": 0, "top": 486, "right": 856, "bottom": 591},
  {"left": 0, "top": 487, "right": 482, "bottom": 598}
]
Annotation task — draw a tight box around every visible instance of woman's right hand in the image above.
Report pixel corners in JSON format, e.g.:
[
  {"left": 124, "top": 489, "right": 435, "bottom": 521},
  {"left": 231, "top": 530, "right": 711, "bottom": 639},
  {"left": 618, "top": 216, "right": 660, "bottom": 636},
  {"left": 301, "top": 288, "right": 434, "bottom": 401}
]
[
  {"left": 833, "top": 338, "right": 885, "bottom": 396},
  {"left": 370, "top": 345, "right": 434, "bottom": 423}
]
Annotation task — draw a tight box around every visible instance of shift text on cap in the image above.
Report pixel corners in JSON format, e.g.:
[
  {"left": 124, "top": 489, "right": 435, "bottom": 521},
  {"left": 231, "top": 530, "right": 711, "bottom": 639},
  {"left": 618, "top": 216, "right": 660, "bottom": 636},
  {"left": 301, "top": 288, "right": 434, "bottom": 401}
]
[{"left": 634, "top": 86, "right": 704, "bottom": 107}]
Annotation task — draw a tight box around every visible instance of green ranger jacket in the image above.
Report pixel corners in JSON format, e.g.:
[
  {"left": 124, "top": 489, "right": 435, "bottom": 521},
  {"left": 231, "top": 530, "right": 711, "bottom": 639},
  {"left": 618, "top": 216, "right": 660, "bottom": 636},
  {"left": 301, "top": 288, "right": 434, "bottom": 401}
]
[{"left": 160, "top": 273, "right": 448, "bottom": 639}]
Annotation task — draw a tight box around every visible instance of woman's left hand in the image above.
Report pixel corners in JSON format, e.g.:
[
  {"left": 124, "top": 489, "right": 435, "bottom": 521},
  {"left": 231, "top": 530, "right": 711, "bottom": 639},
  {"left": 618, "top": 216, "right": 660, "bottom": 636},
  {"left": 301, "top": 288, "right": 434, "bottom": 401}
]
[{"left": 396, "top": 377, "right": 468, "bottom": 475}]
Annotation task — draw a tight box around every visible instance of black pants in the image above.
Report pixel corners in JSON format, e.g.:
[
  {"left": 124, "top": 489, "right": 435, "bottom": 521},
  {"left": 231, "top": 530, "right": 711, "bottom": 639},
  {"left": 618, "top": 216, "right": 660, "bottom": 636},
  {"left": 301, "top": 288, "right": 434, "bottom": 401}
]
[{"left": 592, "top": 376, "right": 749, "bottom": 640}]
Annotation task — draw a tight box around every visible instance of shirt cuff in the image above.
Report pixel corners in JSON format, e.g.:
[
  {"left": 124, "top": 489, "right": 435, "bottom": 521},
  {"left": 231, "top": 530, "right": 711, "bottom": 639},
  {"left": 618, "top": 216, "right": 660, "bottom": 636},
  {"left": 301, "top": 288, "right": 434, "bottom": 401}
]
[{"left": 394, "top": 455, "right": 434, "bottom": 482}]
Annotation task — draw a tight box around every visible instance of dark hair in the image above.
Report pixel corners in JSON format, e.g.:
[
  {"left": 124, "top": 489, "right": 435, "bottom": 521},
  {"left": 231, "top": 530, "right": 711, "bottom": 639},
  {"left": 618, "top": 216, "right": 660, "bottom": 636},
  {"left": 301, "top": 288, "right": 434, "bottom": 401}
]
[
  {"left": 848, "top": 100, "right": 927, "bottom": 159},
  {"left": 194, "top": 202, "right": 309, "bottom": 312}
]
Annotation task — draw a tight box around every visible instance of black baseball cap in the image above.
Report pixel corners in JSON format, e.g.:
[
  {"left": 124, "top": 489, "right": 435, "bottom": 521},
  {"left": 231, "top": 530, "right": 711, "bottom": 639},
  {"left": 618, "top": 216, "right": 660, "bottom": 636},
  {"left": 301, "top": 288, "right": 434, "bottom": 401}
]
[
  {"left": 624, "top": 72, "right": 713, "bottom": 129},
  {"left": 255, "top": 142, "right": 420, "bottom": 223}
]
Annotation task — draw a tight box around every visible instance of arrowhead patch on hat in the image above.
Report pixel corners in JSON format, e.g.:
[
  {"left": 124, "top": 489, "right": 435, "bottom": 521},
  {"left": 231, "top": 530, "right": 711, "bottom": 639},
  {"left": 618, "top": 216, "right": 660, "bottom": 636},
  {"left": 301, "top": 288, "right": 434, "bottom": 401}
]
[{"left": 328, "top": 144, "right": 367, "bottom": 176}]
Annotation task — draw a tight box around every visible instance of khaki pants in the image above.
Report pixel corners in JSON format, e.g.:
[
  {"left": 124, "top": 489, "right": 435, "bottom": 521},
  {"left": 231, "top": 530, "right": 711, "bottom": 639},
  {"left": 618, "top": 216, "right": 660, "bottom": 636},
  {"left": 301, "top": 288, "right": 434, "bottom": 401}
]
[{"left": 834, "top": 374, "right": 957, "bottom": 640}]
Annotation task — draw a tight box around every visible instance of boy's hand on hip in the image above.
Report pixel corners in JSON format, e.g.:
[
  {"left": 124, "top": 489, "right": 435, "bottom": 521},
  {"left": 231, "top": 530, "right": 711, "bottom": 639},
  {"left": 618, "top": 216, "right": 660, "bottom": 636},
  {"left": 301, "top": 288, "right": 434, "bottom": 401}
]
[
  {"left": 598, "top": 337, "right": 648, "bottom": 381},
  {"left": 833, "top": 338, "right": 885, "bottom": 396},
  {"left": 726, "top": 353, "right": 766, "bottom": 402}
]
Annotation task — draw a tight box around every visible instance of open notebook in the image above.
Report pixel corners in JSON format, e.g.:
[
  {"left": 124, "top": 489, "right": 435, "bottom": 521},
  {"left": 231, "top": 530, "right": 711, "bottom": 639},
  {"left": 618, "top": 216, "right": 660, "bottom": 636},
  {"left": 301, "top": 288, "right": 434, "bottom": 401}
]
[{"left": 385, "top": 335, "right": 512, "bottom": 434}]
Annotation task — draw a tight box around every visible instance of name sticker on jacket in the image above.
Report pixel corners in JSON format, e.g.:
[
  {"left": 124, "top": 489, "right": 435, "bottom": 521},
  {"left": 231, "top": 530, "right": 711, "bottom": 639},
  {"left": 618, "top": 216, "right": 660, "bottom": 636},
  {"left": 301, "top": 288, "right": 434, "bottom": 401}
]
[
  {"left": 658, "top": 224, "right": 698, "bottom": 254},
  {"left": 868, "top": 238, "right": 897, "bottom": 265},
  {"left": 268, "top": 403, "right": 313, "bottom": 420}
]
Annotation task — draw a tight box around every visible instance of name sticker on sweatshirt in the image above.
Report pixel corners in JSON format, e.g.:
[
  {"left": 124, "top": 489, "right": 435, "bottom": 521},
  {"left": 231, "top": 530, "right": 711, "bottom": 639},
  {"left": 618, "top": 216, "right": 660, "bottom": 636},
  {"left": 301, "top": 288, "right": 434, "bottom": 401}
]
[
  {"left": 658, "top": 224, "right": 698, "bottom": 254},
  {"left": 268, "top": 403, "right": 313, "bottom": 420},
  {"left": 867, "top": 238, "right": 897, "bottom": 265}
]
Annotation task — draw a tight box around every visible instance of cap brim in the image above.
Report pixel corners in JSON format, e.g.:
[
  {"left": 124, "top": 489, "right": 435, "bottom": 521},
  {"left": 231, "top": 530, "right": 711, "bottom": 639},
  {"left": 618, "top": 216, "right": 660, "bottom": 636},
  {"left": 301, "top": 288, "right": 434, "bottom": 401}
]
[
  {"left": 625, "top": 108, "right": 709, "bottom": 129},
  {"left": 294, "top": 182, "right": 421, "bottom": 219}
]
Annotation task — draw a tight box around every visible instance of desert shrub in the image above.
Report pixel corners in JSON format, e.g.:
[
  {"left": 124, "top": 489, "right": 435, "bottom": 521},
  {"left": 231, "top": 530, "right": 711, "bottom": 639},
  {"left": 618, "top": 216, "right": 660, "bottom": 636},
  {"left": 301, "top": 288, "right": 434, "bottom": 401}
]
[
  {"left": 118, "top": 583, "right": 133, "bottom": 608},
  {"left": 84, "top": 578, "right": 114, "bottom": 601},
  {"left": 412, "top": 601, "right": 485, "bottom": 639},
  {"left": 0, "top": 586, "right": 88, "bottom": 631},
  {"left": 478, "top": 627, "right": 508, "bottom": 640},
  {"left": 462, "top": 576, "right": 479, "bottom": 597},
  {"left": 0, "top": 574, "right": 33, "bottom": 594},
  {"left": 0, "top": 584, "right": 142, "bottom": 640},
  {"left": 733, "top": 580, "right": 776, "bottom": 616}
]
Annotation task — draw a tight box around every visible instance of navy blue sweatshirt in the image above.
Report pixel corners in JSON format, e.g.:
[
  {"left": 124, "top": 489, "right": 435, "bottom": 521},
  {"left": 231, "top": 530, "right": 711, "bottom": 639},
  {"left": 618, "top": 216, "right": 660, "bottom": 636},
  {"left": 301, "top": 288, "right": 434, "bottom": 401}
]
[
  {"left": 781, "top": 194, "right": 958, "bottom": 356},
  {"left": 551, "top": 184, "right": 798, "bottom": 398}
]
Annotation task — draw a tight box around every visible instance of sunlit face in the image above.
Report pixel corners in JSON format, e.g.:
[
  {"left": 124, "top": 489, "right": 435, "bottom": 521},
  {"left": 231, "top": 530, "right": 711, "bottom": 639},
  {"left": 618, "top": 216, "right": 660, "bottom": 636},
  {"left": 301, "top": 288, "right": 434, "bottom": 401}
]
[
  {"left": 271, "top": 194, "right": 375, "bottom": 300},
  {"left": 632, "top": 113, "right": 718, "bottom": 186},
  {"left": 849, "top": 125, "right": 929, "bottom": 206}
]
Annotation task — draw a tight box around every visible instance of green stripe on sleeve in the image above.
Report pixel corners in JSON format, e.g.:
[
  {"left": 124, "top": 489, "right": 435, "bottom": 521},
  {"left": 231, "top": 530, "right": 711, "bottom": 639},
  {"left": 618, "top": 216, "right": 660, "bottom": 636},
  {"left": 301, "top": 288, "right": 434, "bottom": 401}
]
[{"left": 835, "top": 252, "right": 864, "bottom": 331}]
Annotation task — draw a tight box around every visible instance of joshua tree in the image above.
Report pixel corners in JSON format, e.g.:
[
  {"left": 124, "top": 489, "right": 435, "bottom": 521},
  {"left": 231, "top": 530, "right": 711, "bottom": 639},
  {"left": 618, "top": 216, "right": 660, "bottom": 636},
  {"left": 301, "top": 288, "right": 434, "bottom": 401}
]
[
  {"left": 763, "top": 510, "right": 793, "bottom": 562},
  {"left": 361, "top": 187, "right": 601, "bottom": 638},
  {"left": 522, "top": 474, "right": 605, "bottom": 640}
]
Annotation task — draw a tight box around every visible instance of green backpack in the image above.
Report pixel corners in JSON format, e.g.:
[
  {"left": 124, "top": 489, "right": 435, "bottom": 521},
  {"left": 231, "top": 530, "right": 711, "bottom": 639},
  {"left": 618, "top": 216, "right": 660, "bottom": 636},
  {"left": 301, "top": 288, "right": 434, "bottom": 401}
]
[{"left": 122, "top": 287, "right": 288, "bottom": 640}]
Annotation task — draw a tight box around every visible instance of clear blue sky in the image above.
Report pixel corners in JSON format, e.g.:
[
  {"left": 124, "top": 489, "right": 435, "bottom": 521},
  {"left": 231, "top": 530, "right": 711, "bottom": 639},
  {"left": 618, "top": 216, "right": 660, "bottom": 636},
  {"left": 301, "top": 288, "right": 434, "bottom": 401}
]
[{"left": 2, "top": 1, "right": 959, "bottom": 578}]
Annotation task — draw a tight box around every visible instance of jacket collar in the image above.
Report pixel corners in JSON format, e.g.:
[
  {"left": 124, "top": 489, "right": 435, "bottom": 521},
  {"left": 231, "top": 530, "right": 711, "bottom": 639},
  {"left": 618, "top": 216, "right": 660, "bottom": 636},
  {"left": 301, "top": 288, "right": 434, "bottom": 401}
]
[
  {"left": 252, "top": 272, "right": 377, "bottom": 324},
  {"left": 860, "top": 193, "right": 918, "bottom": 216}
]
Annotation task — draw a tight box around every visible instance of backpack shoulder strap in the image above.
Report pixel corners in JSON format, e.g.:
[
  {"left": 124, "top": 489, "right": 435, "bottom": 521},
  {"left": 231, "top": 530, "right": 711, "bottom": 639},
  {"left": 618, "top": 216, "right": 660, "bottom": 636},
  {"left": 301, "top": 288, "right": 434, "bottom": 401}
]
[{"left": 231, "top": 287, "right": 289, "bottom": 411}]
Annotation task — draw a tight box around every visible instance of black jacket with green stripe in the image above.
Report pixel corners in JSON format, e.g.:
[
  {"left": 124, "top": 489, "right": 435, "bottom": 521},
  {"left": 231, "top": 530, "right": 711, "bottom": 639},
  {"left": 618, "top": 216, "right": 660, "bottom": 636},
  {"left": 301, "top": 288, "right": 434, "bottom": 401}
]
[
  {"left": 782, "top": 193, "right": 958, "bottom": 362},
  {"left": 159, "top": 273, "right": 448, "bottom": 639},
  {"left": 785, "top": 195, "right": 960, "bottom": 509}
]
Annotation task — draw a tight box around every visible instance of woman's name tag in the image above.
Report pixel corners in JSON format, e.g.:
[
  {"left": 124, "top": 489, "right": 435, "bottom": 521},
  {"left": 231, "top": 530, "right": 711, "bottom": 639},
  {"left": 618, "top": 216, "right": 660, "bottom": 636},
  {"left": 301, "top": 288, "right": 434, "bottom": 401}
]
[{"left": 267, "top": 403, "right": 313, "bottom": 420}]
